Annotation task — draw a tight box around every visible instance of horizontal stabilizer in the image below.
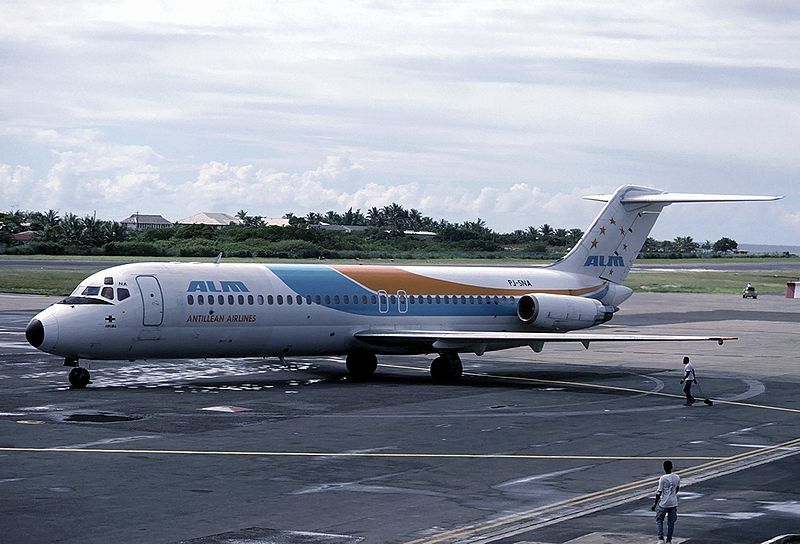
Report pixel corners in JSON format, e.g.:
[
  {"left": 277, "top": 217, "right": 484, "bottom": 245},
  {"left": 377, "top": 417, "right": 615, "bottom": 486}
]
[{"left": 584, "top": 192, "right": 782, "bottom": 204}]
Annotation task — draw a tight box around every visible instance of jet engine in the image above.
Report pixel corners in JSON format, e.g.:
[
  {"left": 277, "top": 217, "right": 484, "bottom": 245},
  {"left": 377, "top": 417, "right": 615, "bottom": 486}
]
[{"left": 516, "top": 293, "right": 615, "bottom": 331}]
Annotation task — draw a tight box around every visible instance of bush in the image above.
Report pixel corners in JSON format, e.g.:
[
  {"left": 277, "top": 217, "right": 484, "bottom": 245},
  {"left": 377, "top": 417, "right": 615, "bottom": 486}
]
[{"left": 104, "top": 242, "right": 165, "bottom": 256}]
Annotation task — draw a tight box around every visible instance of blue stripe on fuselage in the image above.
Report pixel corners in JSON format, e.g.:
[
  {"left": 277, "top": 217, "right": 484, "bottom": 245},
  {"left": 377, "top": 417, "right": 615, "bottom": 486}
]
[{"left": 263, "top": 264, "right": 520, "bottom": 318}]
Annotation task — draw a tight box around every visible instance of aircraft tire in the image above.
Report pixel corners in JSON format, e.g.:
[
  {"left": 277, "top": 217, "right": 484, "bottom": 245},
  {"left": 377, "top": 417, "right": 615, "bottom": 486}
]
[
  {"left": 68, "top": 367, "right": 91, "bottom": 389},
  {"left": 346, "top": 352, "right": 378, "bottom": 380},
  {"left": 430, "top": 355, "right": 462, "bottom": 383}
]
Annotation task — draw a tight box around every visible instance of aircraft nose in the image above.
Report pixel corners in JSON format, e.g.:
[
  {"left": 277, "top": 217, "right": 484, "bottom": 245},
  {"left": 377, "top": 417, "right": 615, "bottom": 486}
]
[
  {"left": 26, "top": 319, "right": 45, "bottom": 348},
  {"left": 26, "top": 316, "right": 58, "bottom": 350}
]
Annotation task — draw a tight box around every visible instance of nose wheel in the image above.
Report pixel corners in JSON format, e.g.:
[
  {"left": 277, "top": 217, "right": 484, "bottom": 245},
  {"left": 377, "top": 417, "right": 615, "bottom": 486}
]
[{"left": 68, "top": 366, "right": 91, "bottom": 389}]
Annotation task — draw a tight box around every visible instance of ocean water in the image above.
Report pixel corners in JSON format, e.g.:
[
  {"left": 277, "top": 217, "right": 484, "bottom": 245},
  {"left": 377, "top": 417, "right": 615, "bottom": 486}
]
[{"left": 738, "top": 244, "right": 800, "bottom": 255}]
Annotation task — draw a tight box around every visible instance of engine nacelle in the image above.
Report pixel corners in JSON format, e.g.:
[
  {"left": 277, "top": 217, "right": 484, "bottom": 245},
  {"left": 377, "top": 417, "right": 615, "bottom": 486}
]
[{"left": 516, "top": 293, "right": 614, "bottom": 331}]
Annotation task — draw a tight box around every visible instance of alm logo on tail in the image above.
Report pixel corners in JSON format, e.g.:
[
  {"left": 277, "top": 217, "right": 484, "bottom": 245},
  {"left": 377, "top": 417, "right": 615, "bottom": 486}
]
[{"left": 584, "top": 255, "right": 624, "bottom": 267}]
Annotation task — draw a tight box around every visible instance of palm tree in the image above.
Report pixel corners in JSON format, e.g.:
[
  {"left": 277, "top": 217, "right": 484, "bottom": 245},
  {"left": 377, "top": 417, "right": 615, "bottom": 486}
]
[
  {"left": 367, "top": 207, "right": 384, "bottom": 227},
  {"left": 60, "top": 213, "right": 85, "bottom": 244}
]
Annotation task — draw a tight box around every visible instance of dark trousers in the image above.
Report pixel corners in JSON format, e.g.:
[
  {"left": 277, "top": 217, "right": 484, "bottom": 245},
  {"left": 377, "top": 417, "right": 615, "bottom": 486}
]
[
  {"left": 684, "top": 381, "right": 695, "bottom": 404},
  {"left": 656, "top": 505, "right": 678, "bottom": 541}
]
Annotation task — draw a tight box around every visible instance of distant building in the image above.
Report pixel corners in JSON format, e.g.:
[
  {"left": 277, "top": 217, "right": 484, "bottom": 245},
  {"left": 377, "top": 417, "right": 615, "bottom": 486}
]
[
  {"left": 120, "top": 214, "right": 173, "bottom": 231},
  {"left": 263, "top": 217, "right": 291, "bottom": 227},
  {"left": 12, "top": 230, "right": 36, "bottom": 243},
  {"left": 177, "top": 212, "right": 242, "bottom": 228},
  {"left": 311, "top": 223, "right": 370, "bottom": 233},
  {"left": 403, "top": 230, "right": 437, "bottom": 240}
]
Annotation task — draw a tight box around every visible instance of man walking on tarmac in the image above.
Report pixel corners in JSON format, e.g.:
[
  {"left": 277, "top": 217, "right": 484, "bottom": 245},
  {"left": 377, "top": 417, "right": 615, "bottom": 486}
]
[
  {"left": 651, "top": 460, "right": 681, "bottom": 543},
  {"left": 680, "top": 356, "right": 696, "bottom": 406}
]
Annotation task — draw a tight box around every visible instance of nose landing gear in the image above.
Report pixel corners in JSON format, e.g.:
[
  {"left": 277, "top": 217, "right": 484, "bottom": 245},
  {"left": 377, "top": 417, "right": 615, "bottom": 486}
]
[{"left": 65, "top": 357, "right": 91, "bottom": 389}]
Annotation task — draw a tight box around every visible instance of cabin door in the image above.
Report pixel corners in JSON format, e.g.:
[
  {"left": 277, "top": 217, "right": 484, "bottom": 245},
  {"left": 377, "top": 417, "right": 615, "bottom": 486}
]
[{"left": 136, "top": 275, "right": 164, "bottom": 326}]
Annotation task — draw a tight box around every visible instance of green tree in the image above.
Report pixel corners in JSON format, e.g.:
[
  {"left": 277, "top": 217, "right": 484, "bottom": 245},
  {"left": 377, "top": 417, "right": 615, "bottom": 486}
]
[{"left": 712, "top": 237, "right": 738, "bottom": 253}]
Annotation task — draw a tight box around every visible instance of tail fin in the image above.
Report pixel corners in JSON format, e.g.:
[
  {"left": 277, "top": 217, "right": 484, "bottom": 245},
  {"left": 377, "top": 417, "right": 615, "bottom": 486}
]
[{"left": 549, "top": 185, "right": 781, "bottom": 284}]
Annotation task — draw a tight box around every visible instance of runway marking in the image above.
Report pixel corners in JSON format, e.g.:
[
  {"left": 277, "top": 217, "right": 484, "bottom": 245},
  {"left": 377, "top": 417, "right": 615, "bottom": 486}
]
[
  {"left": 0, "top": 447, "right": 723, "bottom": 461},
  {"left": 404, "top": 436, "right": 800, "bottom": 544},
  {"left": 379, "top": 363, "right": 800, "bottom": 414}
]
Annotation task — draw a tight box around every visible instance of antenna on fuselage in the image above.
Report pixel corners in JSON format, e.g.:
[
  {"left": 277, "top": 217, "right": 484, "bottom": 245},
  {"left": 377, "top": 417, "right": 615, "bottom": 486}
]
[{"left": 214, "top": 252, "right": 223, "bottom": 264}]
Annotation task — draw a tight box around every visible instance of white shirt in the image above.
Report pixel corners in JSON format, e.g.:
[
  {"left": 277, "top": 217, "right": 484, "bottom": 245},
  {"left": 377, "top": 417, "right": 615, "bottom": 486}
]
[
  {"left": 683, "top": 362, "right": 695, "bottom": 381},
  {"left": 657, "top": 473, "right": 681, "bottom": 508}
]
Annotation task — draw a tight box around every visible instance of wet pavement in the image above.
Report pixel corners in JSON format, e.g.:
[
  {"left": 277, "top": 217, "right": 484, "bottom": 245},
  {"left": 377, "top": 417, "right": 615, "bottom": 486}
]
[{"left": 1, "top": 292, "right": 799, "bottom": 544}]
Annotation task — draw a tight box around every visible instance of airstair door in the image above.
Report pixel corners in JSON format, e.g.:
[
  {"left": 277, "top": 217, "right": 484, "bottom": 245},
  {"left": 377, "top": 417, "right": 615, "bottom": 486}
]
[{"left": 136, "top": 276, "right": 164, "bottom": 326}]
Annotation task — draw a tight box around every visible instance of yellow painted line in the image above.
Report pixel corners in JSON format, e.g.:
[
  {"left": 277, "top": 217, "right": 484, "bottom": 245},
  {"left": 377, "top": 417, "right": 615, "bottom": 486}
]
[
  {"left": 0, "top": 447, "right": 722, "bottom": 461},
  {"left": 379, "top": 363, "right": 800, "bottom": 414},
  {"left": 405, "top": 436, "right": 800, "bottom": 544}
]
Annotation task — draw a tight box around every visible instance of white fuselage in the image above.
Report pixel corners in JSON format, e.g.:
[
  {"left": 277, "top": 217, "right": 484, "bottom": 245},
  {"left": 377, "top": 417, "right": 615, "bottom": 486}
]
[{"left": 28, "top": 261, "right": 631, "bottom": 361}]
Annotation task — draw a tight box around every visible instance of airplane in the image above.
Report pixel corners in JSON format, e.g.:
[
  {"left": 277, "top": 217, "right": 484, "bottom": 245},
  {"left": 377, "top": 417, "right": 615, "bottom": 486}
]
[{"left": 25, "top": 185, "right": 781, "bottom": 388}]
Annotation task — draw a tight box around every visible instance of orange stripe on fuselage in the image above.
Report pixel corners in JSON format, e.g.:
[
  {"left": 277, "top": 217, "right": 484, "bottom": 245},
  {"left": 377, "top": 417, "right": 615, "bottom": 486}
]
[{"left": 330, "top": 265, "right": 602, "bottom": 296}]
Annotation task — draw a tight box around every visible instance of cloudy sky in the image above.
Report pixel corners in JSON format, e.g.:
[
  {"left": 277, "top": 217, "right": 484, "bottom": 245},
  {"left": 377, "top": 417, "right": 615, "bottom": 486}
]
[{"left": 1, "top": 1, "right": 798, "bottom": 243}]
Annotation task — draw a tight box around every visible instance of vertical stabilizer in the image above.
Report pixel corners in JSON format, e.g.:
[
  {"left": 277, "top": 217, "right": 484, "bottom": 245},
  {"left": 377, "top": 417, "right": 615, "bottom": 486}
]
[
  {"left": 548, "top": 185, "right": 781, "bottom": 284},
  {"left": 549, "top": 185, "right": 665, "bottom": 283}
]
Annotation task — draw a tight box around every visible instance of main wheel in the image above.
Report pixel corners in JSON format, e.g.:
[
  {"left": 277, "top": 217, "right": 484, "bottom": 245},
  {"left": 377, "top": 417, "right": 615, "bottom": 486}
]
[
  {"left": 346, "top": 352, "right": 378, "bottom": 380},
  {"left": 430, "top": 355, "right": 462, "bottom": 383},
  {"left": 68, "top": 367, "right": 91, "bottom": 389}
]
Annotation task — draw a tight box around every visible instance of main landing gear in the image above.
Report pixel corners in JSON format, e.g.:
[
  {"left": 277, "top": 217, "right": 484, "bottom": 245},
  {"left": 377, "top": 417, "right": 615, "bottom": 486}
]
[
  {"left": 346, "top": 351, "right": 378, "bottom": 380},
  {"left": 64, "top": 357, "right": 91, "bottom": 389},
  {"left": 430, "top": 353, "right": 462, "bottom": 383},
  {"left": 344, "top": 351, "right": 463, "bottom": 383}
]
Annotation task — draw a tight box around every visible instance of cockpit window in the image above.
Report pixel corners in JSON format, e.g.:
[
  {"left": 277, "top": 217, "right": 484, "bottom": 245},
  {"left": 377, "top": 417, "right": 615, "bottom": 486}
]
[
  {"left": 81, "top": 286, "right": 101, "bottom": 296},
  {"left": 117, "top": 288, "right": 130, "bottom": 301},
  {"left": 59, "top": 296, "right": 113, "bottom": 305},
  {"left": 101, "top": 287, "right": 115, "bottom": 300}
]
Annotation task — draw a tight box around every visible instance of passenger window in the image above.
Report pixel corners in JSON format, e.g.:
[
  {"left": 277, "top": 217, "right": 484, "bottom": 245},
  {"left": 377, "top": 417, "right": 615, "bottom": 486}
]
[
  {"left": 344, "top": 295, "right": 350, "bottom": 304},
  {"left": 188, "top": 295, "right": 194, "bottom": 305},
  {"left": 361, "top": 295, "right": 368, "bottom": 304},
  {"left": 371, "top": 295, "right": 377, "bottom": 304},
  {"left": 247, "top": 295, "right": 254, "bottom": 305},
  {"left": 334, "top": 296, "right": 340, "bottom": 304},
  {"left": 426, "top": 295, "right": 433, "bottom": 304},
  {"left": 207, "top": 295, "right": 214, "bottom": 305},
  {"left": 325, "top": 295, "right": 331, "bottom": 304},
  {"left": 101, "top": 287, "right": 114, "bottom": 300},
  {"left": 268, "top": 295, "right": 274, "bottom": 305},
  {"left": 452, "top": 296, "right": 457, "bottom": 304},
  {"left": 390, "top": 295, "right": 397, "bottom": 304},
  {"left": 287, "top": 296, "right": 293, "bottom": 305},
  {"left": 277, "top": 295, "right": 283, "bottom": 305},
  {"left": 239, "top": 295, "right": 245, "bottom": 305},
  {"left": 228, "top": 295, "right": 235, "bottom": 305},
  {"left": 258, "top": 295, "right": 264, "bottom": 305},
  {"left": 296, "top": 295, "right": 302, "bottom": 305},
  {"left": 315, "top": 295, "right": 321, "bottom": 304},
  {"left": 198, "top": 295, "right": 205, "bottom": 305},
  {"left": 82, "top": 286, "right": 101, "bottom": 296},
  {"left": 218, "top": 295, "right": 224, "bottom": 305},
  {"left": 435, "top": 295, "right": 441, "bottom": 304},
  {"left": 118, "top": 288, "right": 130, "bottom": 301}
]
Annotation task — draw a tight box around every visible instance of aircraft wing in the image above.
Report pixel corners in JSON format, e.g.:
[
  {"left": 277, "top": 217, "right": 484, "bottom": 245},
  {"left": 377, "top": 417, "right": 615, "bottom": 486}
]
[{"left": 354, "top": 330, "right": 736, "bottom": 354}]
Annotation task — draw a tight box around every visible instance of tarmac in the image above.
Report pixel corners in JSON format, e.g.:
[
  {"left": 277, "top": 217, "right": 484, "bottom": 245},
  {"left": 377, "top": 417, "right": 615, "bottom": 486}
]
[{"left": 1, "top": 291, "right": 799, "bottom": 544}]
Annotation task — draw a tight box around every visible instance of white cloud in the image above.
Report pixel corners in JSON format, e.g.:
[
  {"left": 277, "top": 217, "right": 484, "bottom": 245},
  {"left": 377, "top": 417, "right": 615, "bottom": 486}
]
[{"left": 0, "top": 2, "right": 796, "bottom": 241}]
